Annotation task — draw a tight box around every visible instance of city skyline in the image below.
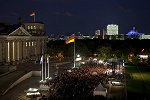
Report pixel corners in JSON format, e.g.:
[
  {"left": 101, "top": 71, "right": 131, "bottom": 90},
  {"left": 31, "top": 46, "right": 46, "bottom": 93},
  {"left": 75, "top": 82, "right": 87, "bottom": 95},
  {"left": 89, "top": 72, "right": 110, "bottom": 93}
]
[{"left": 0, "top": 0, "right": 150, "bottom": 35}]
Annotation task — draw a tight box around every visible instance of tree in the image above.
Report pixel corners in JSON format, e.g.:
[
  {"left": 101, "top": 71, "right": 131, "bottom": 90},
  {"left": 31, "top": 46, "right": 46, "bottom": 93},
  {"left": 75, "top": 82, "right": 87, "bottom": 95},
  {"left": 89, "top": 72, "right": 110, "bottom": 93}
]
[
  {"left": 76, "top": 42, "right": 89, "bottom": 57},
  {"left": 66, "top": 41, "right": 89, "bottom": 57},
  {"left": 97, "top": 46, "right": 112, "bottom": 59},
  {"left": 47, "top": 40, "right": 67, "bottom": 57}
]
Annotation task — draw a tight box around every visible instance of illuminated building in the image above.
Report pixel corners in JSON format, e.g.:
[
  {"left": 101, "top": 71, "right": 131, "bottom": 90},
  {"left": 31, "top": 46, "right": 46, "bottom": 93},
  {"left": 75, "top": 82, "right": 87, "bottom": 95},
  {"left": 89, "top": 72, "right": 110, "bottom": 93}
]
[
  {"left": 105, "top": 24, "right": 121, "bottom": 40},
  {"left": 0, "top": 23, "right": 47, "bottom": 65},
  {"left": 106, "top": 24, "right": 118, "bottom": 35},
  {"left": 139, "top": 34, "right": 150, "bottom": 39},
  {"left": 95, "top": 30, "right": 100, "bottom": 35},
  {"left": 126, "top": 27, "right": 144, "bottom": 39},
  {"left": 95, "top": 30, "right": 101, "bottom": 38}
]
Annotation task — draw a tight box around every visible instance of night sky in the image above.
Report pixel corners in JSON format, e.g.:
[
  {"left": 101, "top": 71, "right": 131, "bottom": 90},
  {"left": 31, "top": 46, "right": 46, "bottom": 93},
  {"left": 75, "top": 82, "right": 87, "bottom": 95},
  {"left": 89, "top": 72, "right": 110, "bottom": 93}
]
[{"left": 0, "top": 0, "right": 150, "bottom": 35}]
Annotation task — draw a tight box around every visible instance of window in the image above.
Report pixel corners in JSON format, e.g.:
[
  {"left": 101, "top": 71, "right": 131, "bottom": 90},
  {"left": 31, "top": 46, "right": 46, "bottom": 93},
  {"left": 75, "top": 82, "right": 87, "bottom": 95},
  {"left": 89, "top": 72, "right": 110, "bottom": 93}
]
[
  {"left": 26, "top": 42, "right": 28, "bottom": 46},
  {"left": 34, "top": 26, "right": 36, "bottom": 29},
  {"left": 31, "top": 26, "right": 33, "bottom": 29},
  {"left": 29, "top": 42, "right": 31, "bottom": 46},
  {"left": 27, "top": 26, "right": 30, "bottom": 29},
  {"left": 32, "top": 42, "right": 34, "bottom": 46}
]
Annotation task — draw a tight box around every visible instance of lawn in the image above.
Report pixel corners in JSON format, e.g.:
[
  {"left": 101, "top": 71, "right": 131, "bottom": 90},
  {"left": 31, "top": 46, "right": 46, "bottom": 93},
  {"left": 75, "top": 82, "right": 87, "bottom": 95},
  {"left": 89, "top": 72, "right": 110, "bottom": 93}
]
[{"left": 125, "top": 64, "right": 150, "bottom": 99}]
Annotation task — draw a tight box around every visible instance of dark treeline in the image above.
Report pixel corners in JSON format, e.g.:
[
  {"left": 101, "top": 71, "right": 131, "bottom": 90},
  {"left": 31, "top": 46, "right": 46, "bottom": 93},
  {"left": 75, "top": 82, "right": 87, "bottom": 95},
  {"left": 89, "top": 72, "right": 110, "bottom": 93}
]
[{"left": 47, "top": 39, "right": 150, "bottom": 57}]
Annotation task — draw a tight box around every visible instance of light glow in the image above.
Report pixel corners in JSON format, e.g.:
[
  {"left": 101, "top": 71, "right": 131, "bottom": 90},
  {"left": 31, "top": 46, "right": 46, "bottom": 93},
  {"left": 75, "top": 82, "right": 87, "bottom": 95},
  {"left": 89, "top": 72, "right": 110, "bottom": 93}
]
[
  {"left": 139, "top": 55, "right": 148, "bottom": 59},
  {"left": 26, "top": 42, "right": 27, "bottom": 46},
  {"left": 27, "top": 88, "right": 38, "bottom": 92},
  {"left": 76, "top": 57, "right": 81, "bottom": 61},
  {"left": 7, "top": 42, "right": 10, "bottom": 62},
  {"left": 111, "top": 81, "right": 121, "bottom": 84},
  {"left": 98, "top": 60, "right": 103, "bottom": 64},
  {"left": 29, "top": 42, "right": 31, "bottom": 46},
  {"left": 32, "top": 42, "right": 34, "bottom": 46},
  {"left": 77, "top": 54, "right": 80, "bottom": 58},
  {"left": 26, "top": 92, "right": 40, "bottom": 96}
]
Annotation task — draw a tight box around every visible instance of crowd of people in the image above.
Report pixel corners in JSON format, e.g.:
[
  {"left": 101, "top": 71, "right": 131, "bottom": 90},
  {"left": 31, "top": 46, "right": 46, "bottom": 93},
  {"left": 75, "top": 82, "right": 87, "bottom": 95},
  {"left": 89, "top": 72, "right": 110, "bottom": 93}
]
[{"left": 48, "top": 63, "right": 108, "bottom": 100}]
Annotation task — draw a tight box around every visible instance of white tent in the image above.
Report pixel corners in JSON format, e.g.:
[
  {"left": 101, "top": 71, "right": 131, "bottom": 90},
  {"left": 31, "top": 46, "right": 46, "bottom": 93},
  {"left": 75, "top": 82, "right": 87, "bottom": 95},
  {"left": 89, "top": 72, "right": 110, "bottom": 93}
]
[{"left": 93, "top": 83, "right": 107, "bottom": 97}]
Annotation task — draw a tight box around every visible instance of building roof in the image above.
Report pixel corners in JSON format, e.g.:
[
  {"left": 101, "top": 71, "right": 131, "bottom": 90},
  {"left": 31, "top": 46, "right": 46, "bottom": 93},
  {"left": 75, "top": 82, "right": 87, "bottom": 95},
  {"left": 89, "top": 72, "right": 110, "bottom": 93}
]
[{"left": 126, "top": 27, "right": 144, "bottom": 35}]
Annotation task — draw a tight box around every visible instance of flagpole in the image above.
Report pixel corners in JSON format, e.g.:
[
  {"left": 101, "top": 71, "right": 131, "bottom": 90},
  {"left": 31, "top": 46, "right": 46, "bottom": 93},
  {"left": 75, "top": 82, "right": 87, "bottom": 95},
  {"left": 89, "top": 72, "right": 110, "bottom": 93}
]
[
  {"left": 48, "top": 56, "right": 50, "bottom": 78},
  {"left": 74, "top": 35, "right": 75, "bottom": 68},
  {"left": 33, "top": 15, "right": 35, "bottom": 22},
  {"left": 42, "top": 56, "right": 44, "bottom": 81},
  {"left": 45, "top": 55, "right": 47, "bottom": 79}
]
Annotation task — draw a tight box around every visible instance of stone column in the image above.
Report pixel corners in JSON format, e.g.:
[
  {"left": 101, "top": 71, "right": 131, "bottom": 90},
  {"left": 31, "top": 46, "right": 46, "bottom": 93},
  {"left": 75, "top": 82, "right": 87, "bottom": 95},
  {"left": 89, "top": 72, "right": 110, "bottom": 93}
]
[
  {"left": 17, "top": 41, "right": 20, "bottom": 61},
  {"left": 10, "top": 41, "right": 12, "bottom": 62},
  {"left": 12, "top": 41, "right": 15, "bottom": 61},
  {"left": 22, "top": 41, "right": 26, "bottom": 59},
  {"left": 6, "top": 41, "right": 10, "bottom": 63},
  {"left": 28, "top": 41, "right": 31, "bottom": 58},
  {"left": 26, "top": 41, "right": 28, "bottom": 59},
  {"left": 20, "top": 41, "right": 23, "bottom": 61},
  {"left": 31, "top": 41, "right": 34, "bottom": 56}
]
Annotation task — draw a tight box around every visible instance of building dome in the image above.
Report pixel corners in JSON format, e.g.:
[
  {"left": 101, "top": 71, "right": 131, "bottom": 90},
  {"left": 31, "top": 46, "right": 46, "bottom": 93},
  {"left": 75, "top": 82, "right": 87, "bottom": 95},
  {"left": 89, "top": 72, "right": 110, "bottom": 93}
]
[{"left": 127, "top": 27, "right": 143, "bottom": 35}]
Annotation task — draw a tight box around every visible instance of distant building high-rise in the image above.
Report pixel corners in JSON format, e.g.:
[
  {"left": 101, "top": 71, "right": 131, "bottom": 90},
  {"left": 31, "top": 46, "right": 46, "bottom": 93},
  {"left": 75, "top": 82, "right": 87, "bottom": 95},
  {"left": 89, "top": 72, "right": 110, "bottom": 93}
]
[
  {"left": 106, "top": 24, "right": 118, "bottom": 35},
  {"left": 95, "top": 30, "right": 100, "bottom": 36},
  {"left": 95, "top": 30, "right": 101, "bottom": 38}
]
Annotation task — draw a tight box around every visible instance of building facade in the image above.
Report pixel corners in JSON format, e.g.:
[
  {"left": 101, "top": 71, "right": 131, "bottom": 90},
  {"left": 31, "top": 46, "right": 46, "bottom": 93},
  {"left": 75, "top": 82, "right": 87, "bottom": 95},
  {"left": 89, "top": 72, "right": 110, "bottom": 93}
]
[
  {"left": 106, "top": 24, "right": 118, "bottom": 35},
  {"left": 24, "top": 22, "right": 45, "bottom": 36},
  {"left": 0, "top": 23, "right": 47, "bottom": 65}
]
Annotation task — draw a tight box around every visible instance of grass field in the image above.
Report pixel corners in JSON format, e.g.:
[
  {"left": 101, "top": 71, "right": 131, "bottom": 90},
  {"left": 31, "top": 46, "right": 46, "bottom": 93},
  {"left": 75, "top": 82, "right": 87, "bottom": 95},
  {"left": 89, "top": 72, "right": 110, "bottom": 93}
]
[{"left": 125, "top": 64, "right": 150, "bottom": 99}]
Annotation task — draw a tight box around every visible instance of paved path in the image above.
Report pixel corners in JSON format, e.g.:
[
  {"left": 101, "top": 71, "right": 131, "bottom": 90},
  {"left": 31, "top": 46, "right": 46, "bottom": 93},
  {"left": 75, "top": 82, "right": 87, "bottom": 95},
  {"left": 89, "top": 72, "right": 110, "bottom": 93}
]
[
  {"left": 0, "top": 71, "right": 26, "bottom": 95},
  {"left": 0, "top": 77, "right": 40, "bottom": 100}
]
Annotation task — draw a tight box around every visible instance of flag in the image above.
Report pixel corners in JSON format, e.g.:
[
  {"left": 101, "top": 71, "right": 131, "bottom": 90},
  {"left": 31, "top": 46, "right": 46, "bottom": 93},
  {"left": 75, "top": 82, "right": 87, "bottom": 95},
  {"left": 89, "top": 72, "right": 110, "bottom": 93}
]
[
  {"left": 30, "top": 11, "right": 35, "bottom": 16},
  {"left": 40, "top": 55, "right": 43, "bottom": 64},
  {"left": 66, "top": 36, "right": 75, "bottom": 44}
]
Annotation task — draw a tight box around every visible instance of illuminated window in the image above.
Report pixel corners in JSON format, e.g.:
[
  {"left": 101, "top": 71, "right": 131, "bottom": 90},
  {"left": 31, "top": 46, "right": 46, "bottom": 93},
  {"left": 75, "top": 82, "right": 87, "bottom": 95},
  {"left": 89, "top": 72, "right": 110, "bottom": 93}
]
[
  {"left": 26, "top": 42, "right": 27, "bottom": 46},
  {"left": 34, "top": 26, "right": 36, "bottom": 29},
  {"left": 31, "top": 26, "right": 33, "bottom": 29},
  {"left": 32, "top": 42, "right": 34, "bottom": 46},
  {"left": 27, "top": 26, "right": 30, "bottom": 29},
  {"left": 29, "top": 42, "right": 31, "bottom": 46}
]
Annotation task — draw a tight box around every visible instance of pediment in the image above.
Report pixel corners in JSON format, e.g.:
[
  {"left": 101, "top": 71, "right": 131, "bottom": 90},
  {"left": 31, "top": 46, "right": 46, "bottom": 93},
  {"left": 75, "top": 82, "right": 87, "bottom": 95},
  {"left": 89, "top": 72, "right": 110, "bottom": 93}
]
[{"left": 8, "top": 26, "right": 32, "bottom": 36}]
